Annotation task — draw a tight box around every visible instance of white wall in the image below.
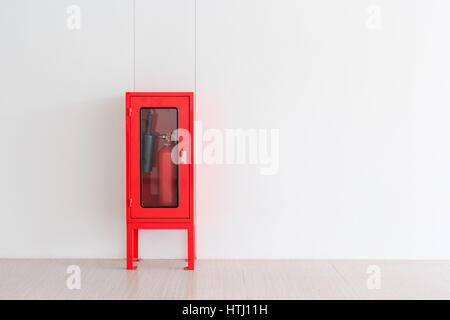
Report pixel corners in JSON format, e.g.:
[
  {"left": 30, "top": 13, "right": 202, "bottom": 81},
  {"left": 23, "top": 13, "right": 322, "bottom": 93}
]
[{"left": 1, "top": 0, "right": 450, "bottom": 259}]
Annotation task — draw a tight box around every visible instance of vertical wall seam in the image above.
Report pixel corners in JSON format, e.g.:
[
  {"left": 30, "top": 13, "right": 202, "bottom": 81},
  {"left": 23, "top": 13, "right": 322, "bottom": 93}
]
[
  {"left": 194, "top": 0, "right": 197, "bottom": 252},
  {"left": 195, "top": 0, "right": 197, "bottom": 94},
  {"left": 133, "top": 0, "right": 136, "bottom": 91}
]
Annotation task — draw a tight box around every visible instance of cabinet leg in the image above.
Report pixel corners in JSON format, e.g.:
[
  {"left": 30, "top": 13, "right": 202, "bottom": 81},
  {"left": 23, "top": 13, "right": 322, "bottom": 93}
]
[
  {"left": 127, "top": 225, "right": 137, "bottom": 270},
  {"left": 133, "top": 229, "right": 141, "bottom": 262},
  {"left": 185, "top": 226, "right": 195, "bottom": 270}
]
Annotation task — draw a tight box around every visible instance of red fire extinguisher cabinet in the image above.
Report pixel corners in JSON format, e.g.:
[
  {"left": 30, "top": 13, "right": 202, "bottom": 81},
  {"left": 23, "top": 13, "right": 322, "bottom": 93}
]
[{"left": 126, "top": 92, "right": 195, "bottom": 270}]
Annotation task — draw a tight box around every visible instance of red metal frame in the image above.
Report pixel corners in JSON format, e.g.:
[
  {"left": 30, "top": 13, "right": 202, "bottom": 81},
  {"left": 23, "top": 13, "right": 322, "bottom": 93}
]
[{"left": 126, "top": 92, "right": 195, "bottom": 270}]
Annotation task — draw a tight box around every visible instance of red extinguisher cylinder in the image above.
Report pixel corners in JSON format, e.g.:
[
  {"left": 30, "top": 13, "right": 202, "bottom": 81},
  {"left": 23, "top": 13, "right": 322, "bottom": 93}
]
[{"left": 158, "top": 144, "right": 177, "bottom": 206}]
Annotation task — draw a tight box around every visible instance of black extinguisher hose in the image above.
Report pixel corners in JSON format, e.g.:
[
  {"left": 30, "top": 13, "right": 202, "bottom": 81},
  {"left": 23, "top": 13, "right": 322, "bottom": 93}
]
[{"left": 142, "top": 111, "right": 156, "bottom": 172}]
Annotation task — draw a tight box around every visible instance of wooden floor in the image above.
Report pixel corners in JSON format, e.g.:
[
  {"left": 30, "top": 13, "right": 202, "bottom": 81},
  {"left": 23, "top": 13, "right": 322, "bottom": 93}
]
[{"left": 0, "top": 259, "right": 449, "bottom": 299}]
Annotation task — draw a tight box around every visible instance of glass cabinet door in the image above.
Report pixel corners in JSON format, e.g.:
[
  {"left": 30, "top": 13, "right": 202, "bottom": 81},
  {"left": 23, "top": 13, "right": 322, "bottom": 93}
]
[{"left": 140, "top": 107, "right": 178, "bottom": 208}]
